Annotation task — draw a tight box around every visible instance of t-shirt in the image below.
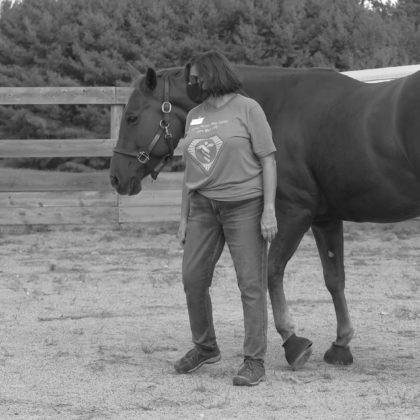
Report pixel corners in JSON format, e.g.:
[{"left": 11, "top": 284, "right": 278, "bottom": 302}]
[{"left": 180, "top": 94, "right": 276, "bottom": 201}]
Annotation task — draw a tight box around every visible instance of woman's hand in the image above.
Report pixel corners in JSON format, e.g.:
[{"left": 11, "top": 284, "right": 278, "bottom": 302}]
[
  {"left": 261, "top": 208, "right": 277, "bottom": 242},
  {"left": 177, "top": 219, "right": 187, "bottom": 247}
]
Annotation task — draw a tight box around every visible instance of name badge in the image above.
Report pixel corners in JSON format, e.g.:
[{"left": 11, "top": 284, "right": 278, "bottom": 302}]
[{"left": 190, "top": 117, "right": 204, "bottom": 125}]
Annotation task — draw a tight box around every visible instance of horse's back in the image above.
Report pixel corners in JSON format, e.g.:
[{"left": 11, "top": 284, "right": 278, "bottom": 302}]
[{"left": 253, "top": 67, "right": 420, "bottom": 223}]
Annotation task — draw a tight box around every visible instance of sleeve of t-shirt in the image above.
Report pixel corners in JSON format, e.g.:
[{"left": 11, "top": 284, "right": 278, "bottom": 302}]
[
  {"left": 174, "top": 111, "right": 193, "bottom": 156},
  {"left": 247, "top": 104, "right": 277, "bottom": 158}
]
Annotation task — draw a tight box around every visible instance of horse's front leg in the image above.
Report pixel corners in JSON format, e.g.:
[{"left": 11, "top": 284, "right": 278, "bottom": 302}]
[
  {"left": 311, "top": 220, "right": 354, "bottom": 365},
  {"left": 268, "top": 209, "right": 313, "bottom": 370}
]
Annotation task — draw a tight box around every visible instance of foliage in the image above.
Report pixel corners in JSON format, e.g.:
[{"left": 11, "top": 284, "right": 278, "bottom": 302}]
[{"left": 0, "top": 0, "right": 418, "bottom": 170}]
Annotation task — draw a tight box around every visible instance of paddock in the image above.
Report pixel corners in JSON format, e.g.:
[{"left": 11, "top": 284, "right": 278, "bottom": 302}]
[{"left": 0, "top": 220, "right": 419, "bottom": 419}]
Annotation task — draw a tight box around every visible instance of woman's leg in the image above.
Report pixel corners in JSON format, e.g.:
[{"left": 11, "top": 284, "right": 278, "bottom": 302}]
[
  {"left": 220, "top": 197, "right": 268, "bottom": 360},
  {"left": 182, "top": 193, "right": 225, "bottom": 352}
]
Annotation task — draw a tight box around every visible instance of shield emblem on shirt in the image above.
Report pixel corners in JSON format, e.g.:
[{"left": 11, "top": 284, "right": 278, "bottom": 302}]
[{"left": 187, "top": 136, "right": 224, "bottom": 172}]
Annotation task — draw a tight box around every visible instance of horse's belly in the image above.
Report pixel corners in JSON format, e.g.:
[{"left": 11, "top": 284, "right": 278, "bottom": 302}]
[{"left": 325, "top": 180, "right": 420, "bottom": 222}]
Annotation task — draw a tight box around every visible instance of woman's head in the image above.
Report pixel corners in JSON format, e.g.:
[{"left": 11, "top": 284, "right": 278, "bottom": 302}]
[{"left": 185, "top": 50, "right": 242, "bottom": 102}]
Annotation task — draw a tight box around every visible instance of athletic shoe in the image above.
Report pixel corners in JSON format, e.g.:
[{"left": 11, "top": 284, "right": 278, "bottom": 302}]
[
  {"left": 174, "top": 347, "right": 221, "bottom": 373},
  {"left": 233, "top": 358, "right": 266, "bottom": 386}
]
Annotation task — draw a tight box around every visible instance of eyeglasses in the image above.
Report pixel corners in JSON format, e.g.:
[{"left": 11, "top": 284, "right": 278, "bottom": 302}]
[{"left": 188, "top": 75, "right": 201, "bottom": 85}]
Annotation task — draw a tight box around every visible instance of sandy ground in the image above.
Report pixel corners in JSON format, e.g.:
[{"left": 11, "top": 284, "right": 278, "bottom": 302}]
[{"left": 0, "top": 220, "right": 419, "bottom": 420}]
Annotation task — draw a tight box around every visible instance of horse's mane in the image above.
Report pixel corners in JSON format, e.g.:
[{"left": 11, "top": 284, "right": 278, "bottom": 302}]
[
  {"left": 133, "top": 67, "right": 184, "bottom": 90},
  {"left": 158, "top": 67, "right": 184, "bottom": 78}
]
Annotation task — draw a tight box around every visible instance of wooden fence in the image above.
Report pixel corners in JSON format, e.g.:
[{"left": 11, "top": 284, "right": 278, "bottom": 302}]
[{"left": 1, "top": 64, "right": 420, "bottom": 225}]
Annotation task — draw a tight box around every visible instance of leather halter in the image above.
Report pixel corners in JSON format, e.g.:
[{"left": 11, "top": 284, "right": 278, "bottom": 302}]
[{"left": 113, "top": 77, "right": 174, "bottom": 180}]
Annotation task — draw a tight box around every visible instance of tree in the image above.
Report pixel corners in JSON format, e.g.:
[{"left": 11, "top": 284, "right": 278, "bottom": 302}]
[{"left": 393, "top": 0, "right": 420, "bottom": 62}]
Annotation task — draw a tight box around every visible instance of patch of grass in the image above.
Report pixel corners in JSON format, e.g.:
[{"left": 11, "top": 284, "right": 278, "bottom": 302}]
[
  {"left": 100, "top": 233, "right": 117, "bottom": 242},
  {"left": 394, "top": 306, "right": 420, "bottom": 320},
  {"left": 192, "top": 382, "right": 208, "bottom": 393},
  {"left": 204, "top": 392, "right": 231, "bottom": 410},
  {"left": 386, "top": 293, "right": 412, "bottom": 300},
  {"left": 150, "top": 270, "right": 179, "bottom": 287},
  {"left": 352, "top": 258, "right": 369, "bottom": 266},
  {"left": 396, "top": 330, "right": 416, "bottom": 338},
  {"left": 397, "top": 354, "right": 414, "bottom": 359},
  {"left": 141, "top": 343, "right": 155, "bottom": 354},
  {"left": 410, "top": 278, "right": 420, "bottom": 293},
  {"left": 152, "top": 345, "right": 178, "bottom": 352}
]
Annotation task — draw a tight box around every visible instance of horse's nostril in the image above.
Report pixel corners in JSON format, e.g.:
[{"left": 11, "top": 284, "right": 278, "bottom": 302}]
[{"left": 110, "top": 175, "right": 119, "bottom": 188}]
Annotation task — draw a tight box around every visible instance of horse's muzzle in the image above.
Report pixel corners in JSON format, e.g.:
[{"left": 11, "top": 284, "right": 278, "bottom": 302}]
[{"left": 109, "top": 175, "right": 142, "bottom": 196}]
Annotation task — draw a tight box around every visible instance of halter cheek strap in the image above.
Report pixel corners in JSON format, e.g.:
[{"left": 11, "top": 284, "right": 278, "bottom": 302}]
[{"left": 113, "top": 77, "right": 175, "bottom": 180}]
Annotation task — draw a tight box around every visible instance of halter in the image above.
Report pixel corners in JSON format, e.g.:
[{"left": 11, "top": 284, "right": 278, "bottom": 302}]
[{"left": 113, "top": 76, "right": 175, "bottom": 180}]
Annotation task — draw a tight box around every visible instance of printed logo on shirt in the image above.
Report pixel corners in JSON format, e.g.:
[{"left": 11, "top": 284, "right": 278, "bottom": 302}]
[
  {"left": 190, "top": 117, "right": 204, "bottom": 125},
  {"left": 187, "top": 136, "right": 224, "bottom": 172}
]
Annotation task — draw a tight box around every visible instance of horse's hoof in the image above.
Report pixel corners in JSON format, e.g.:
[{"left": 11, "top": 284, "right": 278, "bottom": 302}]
[
  {"left": 324, "top": 343, "right": 353, "bottom": 365},
  {"left": 283, "top": 334, "right": 313, "bottom": 370}
]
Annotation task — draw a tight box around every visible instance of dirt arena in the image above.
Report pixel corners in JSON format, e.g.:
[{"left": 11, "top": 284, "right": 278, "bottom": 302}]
[{"left": 0, "top": 220, "right": 419, "bottom": 419}]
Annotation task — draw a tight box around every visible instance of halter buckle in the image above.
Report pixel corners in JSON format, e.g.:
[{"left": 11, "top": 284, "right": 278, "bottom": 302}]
[
  {"left": 162, "top": 101, "right": 172, "bottom": 113},
  {"left": 137, "top": 151, "right": 150, "bottom": 164}
]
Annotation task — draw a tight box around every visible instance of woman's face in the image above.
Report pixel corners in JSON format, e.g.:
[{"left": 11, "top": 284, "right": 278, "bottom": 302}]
[
  {"left": 186, "top": 64, "right": 209, "bottom": 102},
  {"left": 189, "top": 65, "right": 205, "bottom": 88}
]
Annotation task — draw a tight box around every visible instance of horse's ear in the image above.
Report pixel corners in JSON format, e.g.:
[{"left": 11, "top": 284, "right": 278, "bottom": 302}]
[
  {"left": 184, "top": 63, "right": 191, "bottom": 83},
  {"left": 127, "top": 63, "right": 141, "bottom": 81},
  {"left": 145, "top": 68, "right": 157, "bottom": 91}
]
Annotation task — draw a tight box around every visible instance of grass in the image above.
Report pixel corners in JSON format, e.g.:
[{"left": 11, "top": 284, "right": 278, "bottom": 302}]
[
  {"left": 141, "top": 343, "right": 155, "bottom": 354},
  {"left": 394, "top": 306, "right": 419, "bottom": 320}
]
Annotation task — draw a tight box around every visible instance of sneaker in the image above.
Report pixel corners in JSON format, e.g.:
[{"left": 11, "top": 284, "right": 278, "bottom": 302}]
[
  {"left": 233, "top": 358, "right": 266, "bottom": 386},
  {"left": 174, "top": 347, "right": 221, "bottom": 374}
]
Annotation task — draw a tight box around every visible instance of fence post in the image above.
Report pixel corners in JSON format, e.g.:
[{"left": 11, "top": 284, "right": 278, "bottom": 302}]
[
  {"left": 110, "top": 104, "right": 124, "bottom": 140},
  {"left": 110, "top": 92, "right": 124, "bottom": 224},
  {"left": 109, "top": 104, "right": 124, "bottom": 224}
]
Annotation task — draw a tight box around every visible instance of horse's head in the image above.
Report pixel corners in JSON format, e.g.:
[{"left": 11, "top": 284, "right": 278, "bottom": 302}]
[{"left": 110, "top": 67, "right": 191, "bottom": 195}]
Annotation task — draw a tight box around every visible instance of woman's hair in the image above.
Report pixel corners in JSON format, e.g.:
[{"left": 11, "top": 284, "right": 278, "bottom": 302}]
[{"left": 184, "top": 50, "right": 242, "bottom": 97}]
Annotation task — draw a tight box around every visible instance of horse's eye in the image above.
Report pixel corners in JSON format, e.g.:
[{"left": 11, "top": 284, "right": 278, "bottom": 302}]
[{"left": 126, "top": 115, "right": 139, "bottom": 125}]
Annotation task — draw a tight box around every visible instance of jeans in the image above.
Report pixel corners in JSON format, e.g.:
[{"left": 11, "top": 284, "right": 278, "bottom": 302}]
[{"left": 182, "top": 192, "right": 268, "bottom": 360}]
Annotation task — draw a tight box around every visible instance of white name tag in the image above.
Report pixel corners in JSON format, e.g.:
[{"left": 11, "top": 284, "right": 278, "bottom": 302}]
[{"left": 190, "top": 117, "right": 204, "bottom": 125}]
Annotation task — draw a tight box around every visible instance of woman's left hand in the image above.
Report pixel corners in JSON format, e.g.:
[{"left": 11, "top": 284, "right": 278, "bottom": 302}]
[{"left": 261, "top": 208, "right": 278, "bottom": 242}]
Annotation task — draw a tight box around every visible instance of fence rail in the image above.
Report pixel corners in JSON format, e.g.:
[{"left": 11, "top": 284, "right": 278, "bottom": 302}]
[{"left": 1, "top": 65, "right": 419, "bottom": 225}]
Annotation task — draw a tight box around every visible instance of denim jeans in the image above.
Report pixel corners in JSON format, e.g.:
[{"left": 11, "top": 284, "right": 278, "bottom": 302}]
[{"left": 182, "top": 192, "right": 268, "bottom": 360}]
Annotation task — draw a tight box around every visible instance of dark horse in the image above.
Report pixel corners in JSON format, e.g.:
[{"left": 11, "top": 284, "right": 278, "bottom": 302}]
[{"left": 110, "top": 65, "right": 420, "bottom": 366}]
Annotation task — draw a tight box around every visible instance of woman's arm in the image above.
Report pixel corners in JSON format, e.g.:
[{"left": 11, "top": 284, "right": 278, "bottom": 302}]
[
  {"left": 260, "top": 153, "right": 278, "bottom": 242},
  {"left": 177, "top": 172, "right": 190, "bottom": 246}
]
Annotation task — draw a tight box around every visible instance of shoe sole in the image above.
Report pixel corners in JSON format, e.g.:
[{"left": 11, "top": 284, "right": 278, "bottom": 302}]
[
  {"left": 291, "top": 346, "right": 313, "bottom": 371},
  {"left": 176, "top": 354, "right": 221, "bottom": 374},
  {"left": 233, "top": 374, "right": 266, "bottom": 386}
]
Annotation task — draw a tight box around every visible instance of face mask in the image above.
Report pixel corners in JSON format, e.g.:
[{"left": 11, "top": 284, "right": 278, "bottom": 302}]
[{"left": 186, "top": 80, "right": 209, "bottom": 103}]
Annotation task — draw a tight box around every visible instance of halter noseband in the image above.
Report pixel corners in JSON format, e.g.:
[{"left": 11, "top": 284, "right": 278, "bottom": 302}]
[{"left": 113, "top": 76, "right": 175, "bottom": 180}]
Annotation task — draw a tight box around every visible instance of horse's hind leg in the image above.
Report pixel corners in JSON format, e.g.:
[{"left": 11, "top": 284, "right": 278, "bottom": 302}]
[
  {"left": 311, "top": 220, "right": 354, "bottom": 365},
  {"left": 268, "top": 209, "right": 313, "bottom": 370}
]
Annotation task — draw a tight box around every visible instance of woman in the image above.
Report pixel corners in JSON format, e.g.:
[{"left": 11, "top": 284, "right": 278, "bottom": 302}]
[{"left": 175, "top": 51, "right": 278, "bottom": 386}]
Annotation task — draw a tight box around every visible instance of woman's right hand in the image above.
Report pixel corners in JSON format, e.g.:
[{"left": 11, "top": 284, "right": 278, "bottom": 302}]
[{"left": 177, "top": 219, "right": 187, "bottom": 247}]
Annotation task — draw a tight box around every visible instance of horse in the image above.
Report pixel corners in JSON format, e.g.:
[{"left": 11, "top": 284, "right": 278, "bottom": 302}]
[{"left": 110, "top": 64, "right": 420, "bottom": 368}]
